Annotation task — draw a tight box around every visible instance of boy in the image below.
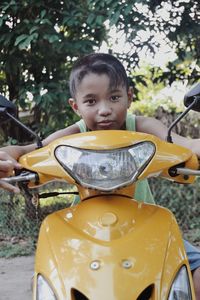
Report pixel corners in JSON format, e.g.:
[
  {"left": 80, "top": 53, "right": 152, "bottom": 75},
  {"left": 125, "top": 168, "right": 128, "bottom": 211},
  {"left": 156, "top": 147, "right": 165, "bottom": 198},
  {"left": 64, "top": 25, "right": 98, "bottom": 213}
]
[{"left": 0, "top": 53, "right": 200, "bottom": 297}]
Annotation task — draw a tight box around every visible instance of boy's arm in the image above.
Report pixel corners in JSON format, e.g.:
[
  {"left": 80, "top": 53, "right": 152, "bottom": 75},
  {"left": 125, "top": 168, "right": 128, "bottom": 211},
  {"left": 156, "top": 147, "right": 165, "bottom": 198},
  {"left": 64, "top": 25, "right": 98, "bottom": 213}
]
[
  {"left": 0, "top": 123, "right": 80, "bottom": 165},
  {"left": 136, "top": 116, "right": 200, "bottom": 157},
  {"left": 42, "top": 124, "right": 80, "bottom": 146},
  {"left": 0, "top": 123, "right": 80, "bottom": 192},
  {"left": 0, "top": 144, "right": 36, "bottom": 160},
  {"left": 0, "top": 144, "right": 36, "bottom": 192}
]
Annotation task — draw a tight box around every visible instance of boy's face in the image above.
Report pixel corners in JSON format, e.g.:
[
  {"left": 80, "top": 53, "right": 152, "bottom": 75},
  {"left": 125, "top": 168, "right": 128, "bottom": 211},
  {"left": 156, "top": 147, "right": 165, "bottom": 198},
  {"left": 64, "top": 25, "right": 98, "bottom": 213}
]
[{"left": 69, "top": 73, "right": 131, "bottom": 131}]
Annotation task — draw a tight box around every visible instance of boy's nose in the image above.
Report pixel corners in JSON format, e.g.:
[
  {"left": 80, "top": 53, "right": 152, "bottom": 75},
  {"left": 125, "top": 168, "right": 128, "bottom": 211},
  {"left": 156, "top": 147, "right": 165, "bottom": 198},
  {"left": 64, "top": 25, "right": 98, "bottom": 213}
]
[{"left": 98, "top": 102, "right": 112, "bottom": 116}]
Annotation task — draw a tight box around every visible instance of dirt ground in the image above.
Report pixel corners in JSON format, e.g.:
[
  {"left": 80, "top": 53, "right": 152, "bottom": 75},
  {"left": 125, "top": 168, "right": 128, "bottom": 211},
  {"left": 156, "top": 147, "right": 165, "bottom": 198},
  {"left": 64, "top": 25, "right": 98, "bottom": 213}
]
[{"left": 0, "top": 255, "right": 34, "bottom": 300}]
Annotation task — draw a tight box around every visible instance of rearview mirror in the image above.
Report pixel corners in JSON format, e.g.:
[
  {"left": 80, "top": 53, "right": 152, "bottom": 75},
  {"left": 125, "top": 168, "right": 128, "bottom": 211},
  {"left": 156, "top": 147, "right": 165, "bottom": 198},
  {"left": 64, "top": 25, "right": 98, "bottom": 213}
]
[
  {"left": 184, "top": 82, "right": 200, "bottom": 112},
  {"left": 0, "top": 94, "right": 43, "bottom": 148},
  {"left": 0, "top": 94, "right": 17, "bottom": 121}
]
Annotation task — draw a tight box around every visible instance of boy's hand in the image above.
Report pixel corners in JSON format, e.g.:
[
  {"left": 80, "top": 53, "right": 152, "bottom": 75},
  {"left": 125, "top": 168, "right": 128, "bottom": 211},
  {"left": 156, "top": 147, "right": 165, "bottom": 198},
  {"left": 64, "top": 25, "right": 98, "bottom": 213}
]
[{"left": 0, "top": 151, "right": 22, "bottom": 193}]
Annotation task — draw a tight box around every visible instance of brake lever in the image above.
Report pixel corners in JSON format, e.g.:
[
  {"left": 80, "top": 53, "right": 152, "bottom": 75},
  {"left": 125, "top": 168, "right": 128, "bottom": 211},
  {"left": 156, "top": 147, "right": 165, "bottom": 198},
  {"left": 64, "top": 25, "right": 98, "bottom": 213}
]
[
  {"left": 176, "top": 168, "right": 200, "bottom": 176},
  {"left": 1, "top": 171, "right": 38, "bottom": 184}
]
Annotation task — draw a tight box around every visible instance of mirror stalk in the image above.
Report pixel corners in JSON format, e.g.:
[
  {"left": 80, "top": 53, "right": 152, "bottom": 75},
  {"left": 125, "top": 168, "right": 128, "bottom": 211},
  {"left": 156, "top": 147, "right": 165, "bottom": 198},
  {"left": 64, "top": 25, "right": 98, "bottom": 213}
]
[
  {"left": 166, "top": 97, "right": 200, "bottom": 143},
  {"left": 0, "top": 107, "right": 43, "bottom": 148}
]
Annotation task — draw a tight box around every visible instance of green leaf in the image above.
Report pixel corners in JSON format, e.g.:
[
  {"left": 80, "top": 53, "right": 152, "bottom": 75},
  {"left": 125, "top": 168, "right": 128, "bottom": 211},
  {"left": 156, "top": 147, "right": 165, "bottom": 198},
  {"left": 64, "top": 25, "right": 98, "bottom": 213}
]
[
  {"left": 40, "top": 18, "right": 52, "bottom": 25},
  {"left": 29, "top": 26, "right": 39, "bottom": 34},
  {"left": 18, "top": 35, "right": 34, "bottom": 49},
  {"left": 18, "top": 39, "right": 31, "bottom": 50},
  {"left": 15, "top": 33, "right": 38, "bottom": 49},
  {"left": 43, "top": 34, "right": 60, "bottom": 43},
  {"left": 2, "top": 3, "right": 11, "bottom": 11},
  {"left": 96, "top": 15, "right": 104, "bottom": 26},
  {"left": 48, "top": 35, "right": 60, "bottom": 43},
  {"left": 14, "top": 34, "right": 29, "bottom": 46},
  {"left": 40, "top": 9, "right": 46, "bottom": 19},
  {"left": 87, "top": 13, "right": 95, "bottom": 25},
  {"left": 124, "top": 4, "right": 132, "bottom": 15},
  {"left": 0, "top": 15, "right": 6, "bottom": 27},
  {"left": 110, "top": 11, "right": 120, "bottom": 26}
]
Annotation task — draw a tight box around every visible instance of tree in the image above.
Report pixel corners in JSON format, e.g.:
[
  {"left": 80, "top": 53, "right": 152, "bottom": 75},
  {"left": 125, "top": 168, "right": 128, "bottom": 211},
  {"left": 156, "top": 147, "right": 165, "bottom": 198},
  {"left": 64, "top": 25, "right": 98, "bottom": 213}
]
[
  {"left": 0, "top": 0, "right": 106, "bottom": 141},
  {"left": 91, "top": 0, "right": 199, "bottom": 85}
]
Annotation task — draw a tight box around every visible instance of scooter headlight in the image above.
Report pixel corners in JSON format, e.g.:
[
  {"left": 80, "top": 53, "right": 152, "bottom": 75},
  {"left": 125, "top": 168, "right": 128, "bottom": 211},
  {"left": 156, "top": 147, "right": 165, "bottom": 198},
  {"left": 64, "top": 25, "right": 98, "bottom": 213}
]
[
  {"left": 168, "top": 266, "right": 192, "bottom": 300},
  {"left": 55, "top": 142, "right": 155, "bottom": 191},
  {"left": 37, "top": 274, "right": 57, "bottom": 300}
]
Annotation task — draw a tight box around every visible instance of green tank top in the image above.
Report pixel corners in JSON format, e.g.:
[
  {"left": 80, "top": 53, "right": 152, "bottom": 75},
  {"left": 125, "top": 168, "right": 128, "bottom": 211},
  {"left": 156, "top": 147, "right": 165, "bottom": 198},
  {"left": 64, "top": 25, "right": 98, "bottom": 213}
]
[{"left": 75, "top": 113, "right": 155, "bottom": 204}]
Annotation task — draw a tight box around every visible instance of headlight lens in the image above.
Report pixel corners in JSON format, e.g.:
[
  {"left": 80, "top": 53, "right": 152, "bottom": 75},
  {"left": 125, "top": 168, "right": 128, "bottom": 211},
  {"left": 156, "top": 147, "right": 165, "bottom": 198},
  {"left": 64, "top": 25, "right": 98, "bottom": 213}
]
[
  {"left": 168, "top": 266, "right": 192, "bottom": 300},
  {"left": 37, "top": 275, "right": 57, "bottom": 300},
  {"left": 55, "top": 142, "right": 155, "bottom": 191}
]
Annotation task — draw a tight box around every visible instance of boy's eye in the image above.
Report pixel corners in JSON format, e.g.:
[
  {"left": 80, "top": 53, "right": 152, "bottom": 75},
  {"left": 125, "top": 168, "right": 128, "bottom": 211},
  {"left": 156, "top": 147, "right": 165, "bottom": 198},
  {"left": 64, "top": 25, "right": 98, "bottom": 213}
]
[
  {"left": 85, "top": 99, "right": 96, "bottom": 105},
  {"left": 110, "top": 95, "right": 120, "bottom": 101}
]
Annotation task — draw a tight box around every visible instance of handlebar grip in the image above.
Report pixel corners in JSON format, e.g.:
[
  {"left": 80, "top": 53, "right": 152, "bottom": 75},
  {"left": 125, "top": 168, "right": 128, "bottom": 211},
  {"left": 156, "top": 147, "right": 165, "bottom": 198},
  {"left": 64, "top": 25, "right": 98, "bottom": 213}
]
[{"left": 1, "top": 173, "right": 38, "bottom": 184}]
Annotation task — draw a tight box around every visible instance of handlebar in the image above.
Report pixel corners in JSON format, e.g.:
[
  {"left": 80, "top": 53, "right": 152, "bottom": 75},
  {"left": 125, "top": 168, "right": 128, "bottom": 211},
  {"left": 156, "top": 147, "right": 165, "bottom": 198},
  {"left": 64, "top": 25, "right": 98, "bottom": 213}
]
[
  {"left": 1, "top": 167, "right": 200, "bottom": 186},
  {"left": 1, "top": 172, "right": 38, "bottom": 184},
  {"left": 176, "top": 168, "right": 200, "bottom": 176}
]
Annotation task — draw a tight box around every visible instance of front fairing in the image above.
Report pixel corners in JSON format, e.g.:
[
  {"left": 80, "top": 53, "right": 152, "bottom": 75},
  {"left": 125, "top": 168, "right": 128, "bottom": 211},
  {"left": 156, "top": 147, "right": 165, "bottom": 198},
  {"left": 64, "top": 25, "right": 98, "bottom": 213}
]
[
  {"left": 19, "top": 130, "right": 198, "bottom": 196},
  {"left": 33, "top": 196, "right": 193, "bottom": 300}
]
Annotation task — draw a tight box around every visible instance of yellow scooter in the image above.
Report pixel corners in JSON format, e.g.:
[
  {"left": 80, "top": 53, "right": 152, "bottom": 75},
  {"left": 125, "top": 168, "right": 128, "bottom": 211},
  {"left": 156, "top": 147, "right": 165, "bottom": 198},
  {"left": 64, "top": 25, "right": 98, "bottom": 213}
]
[{"left": 1, "top": 83, "right": 200, "bottom": 299}]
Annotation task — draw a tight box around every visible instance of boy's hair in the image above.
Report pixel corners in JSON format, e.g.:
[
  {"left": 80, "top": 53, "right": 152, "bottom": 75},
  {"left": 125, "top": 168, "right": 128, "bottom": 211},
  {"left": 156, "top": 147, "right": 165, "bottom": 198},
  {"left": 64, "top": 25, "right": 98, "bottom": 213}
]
[{"left": 69, "top": 53, "right": 129, "bottom": 98}]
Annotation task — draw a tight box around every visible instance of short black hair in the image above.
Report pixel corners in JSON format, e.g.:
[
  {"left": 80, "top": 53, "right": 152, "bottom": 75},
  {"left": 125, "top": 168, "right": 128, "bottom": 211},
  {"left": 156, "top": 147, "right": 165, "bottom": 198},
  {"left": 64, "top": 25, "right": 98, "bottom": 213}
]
[{"left": 69, "top": 53, "right": 129, "bottom": 98}]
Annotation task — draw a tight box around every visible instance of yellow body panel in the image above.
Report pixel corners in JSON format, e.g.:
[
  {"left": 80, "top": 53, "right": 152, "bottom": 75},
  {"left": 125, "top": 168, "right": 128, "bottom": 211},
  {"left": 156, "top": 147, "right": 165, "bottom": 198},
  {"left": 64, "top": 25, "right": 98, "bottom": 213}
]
[{"left": 33, "top": 196, "right": 195, "bottom": 299}]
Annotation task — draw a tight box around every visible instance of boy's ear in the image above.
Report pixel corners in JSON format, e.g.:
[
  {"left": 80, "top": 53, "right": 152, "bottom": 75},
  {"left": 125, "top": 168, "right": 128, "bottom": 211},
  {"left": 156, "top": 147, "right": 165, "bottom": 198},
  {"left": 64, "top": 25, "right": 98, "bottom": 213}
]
[
  {"left": 127, "top": 87, "right": 134, "bottom": 108},
  {"left": 68, "top": 98, "right": 81, "bottom": 116}
]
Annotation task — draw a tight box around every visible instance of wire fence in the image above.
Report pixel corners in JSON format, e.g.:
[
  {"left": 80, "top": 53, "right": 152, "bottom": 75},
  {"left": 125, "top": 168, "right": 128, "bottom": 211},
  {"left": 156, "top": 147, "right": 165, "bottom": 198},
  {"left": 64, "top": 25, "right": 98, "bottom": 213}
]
[{"left": 0, "top": 178, "right": 200, "bottom": 256}]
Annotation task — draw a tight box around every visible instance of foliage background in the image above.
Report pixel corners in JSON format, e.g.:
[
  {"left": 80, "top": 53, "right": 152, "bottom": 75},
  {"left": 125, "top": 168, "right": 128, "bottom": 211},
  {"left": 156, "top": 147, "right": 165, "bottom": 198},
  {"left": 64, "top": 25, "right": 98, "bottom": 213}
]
[{"left": 0, "top": 0, "right": 199, "bottom": 141}]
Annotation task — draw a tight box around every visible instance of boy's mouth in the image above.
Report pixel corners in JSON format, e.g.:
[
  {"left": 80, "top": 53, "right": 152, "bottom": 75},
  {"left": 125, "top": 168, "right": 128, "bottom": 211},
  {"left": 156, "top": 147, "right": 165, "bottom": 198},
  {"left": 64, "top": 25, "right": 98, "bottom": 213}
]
[{"left": 97, "top": 120, "right": 114, "bottom": 128}]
